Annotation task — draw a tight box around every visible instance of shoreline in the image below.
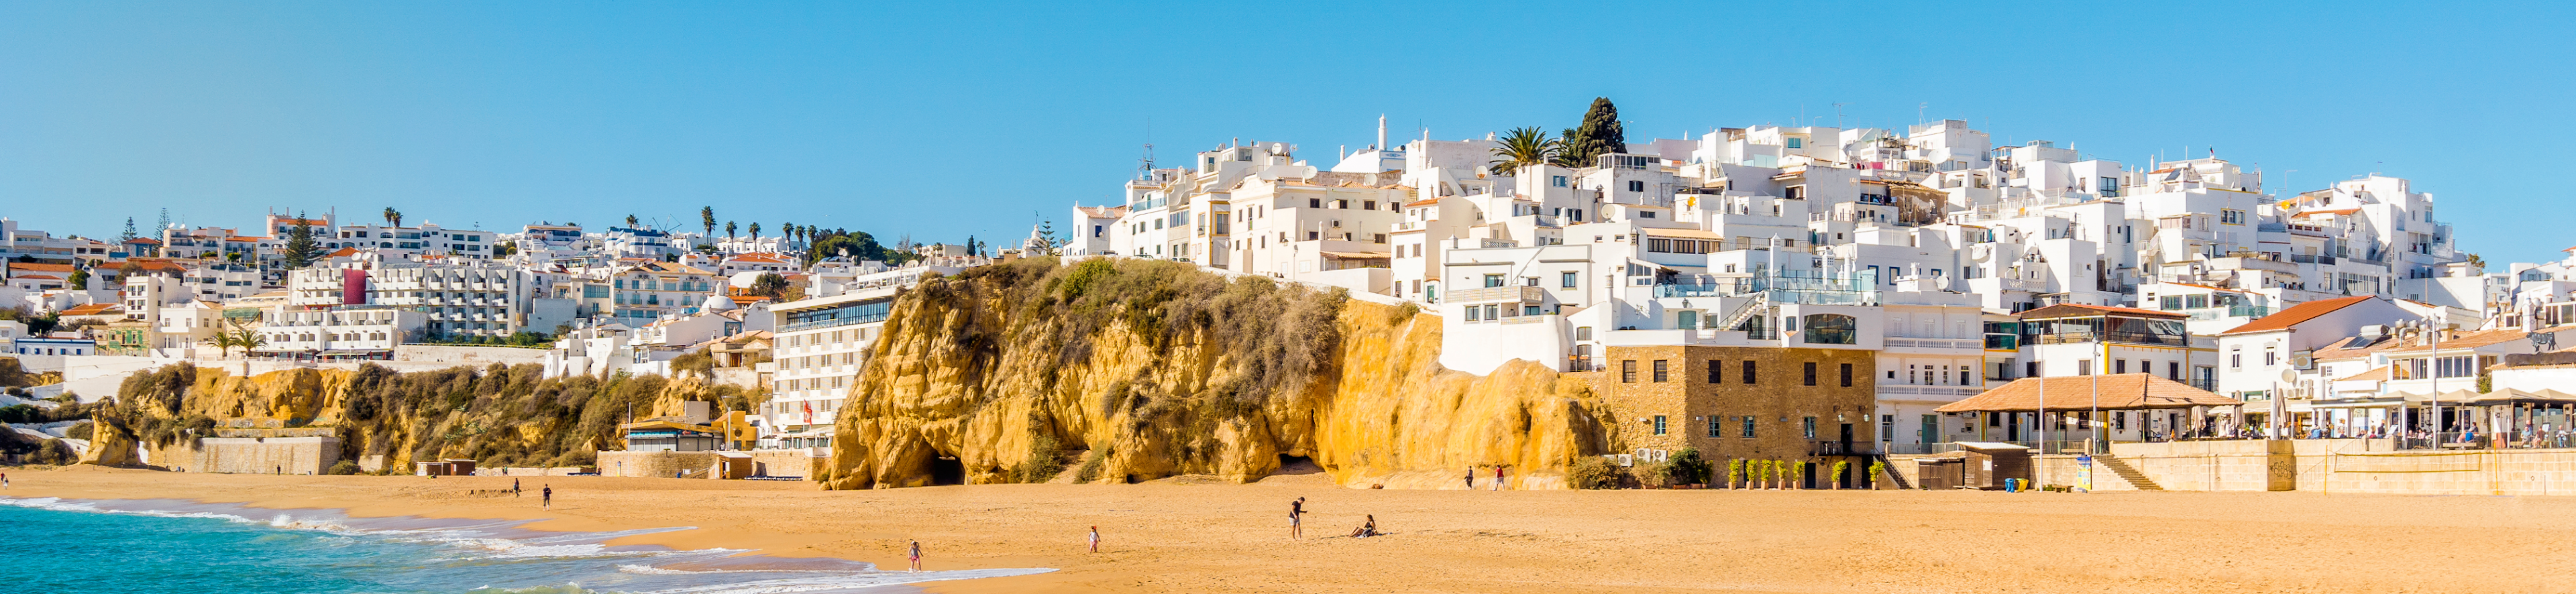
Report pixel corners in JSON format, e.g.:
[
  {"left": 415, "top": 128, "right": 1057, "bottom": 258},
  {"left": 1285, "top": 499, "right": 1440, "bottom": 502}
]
[{"left": 14, "top": 465, "right": 2576, "bottom": 593}]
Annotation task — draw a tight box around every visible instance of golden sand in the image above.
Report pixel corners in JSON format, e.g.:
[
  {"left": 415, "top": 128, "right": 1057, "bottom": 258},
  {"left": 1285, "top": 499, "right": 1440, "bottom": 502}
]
[{"left": 13, "top": 466, "right": 2575, "bottom": 593}]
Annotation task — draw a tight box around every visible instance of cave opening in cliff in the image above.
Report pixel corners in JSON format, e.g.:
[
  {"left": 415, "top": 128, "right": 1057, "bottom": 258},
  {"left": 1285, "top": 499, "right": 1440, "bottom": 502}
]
[
  {"left": 1275, "top": 455, "right": 1321, "bottom": 475},
  {"left": 928, "top": 456, "right": 965, "bottom": 485}
]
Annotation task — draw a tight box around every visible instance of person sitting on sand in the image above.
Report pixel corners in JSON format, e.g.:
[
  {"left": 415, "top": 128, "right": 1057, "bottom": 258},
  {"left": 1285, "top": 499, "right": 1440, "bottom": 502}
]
[{"left": 1350, "top": 514, "right": 1378, "bottom": 538}]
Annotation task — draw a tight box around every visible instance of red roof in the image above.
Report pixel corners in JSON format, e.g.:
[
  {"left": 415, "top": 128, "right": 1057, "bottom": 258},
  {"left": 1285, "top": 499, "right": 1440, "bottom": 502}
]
[
  {"left": 2017, "top": 303, "right": 2188, "bottom": 320},
  {"left": 328, "top": 247, "right": 362, "bottom": 257},
  {"left": 2220, "top": 296, "right": 2377, "bottom": 335},
  {"left": 60, "top": 304, "right": 122, "bottom": 316},
  {"left": 10, "top": 263, "right": 77, "bottom": 274}
]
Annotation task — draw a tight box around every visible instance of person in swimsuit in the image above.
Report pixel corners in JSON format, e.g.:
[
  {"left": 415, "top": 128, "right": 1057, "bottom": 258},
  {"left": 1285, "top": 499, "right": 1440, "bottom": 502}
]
[
  {"left": 1289, "top": 497, "right": 1305, "bottom": 539},
  {"left": 1350, "top": 514, "right": 1377, "bottom": 538},
  {"left": 1088, "top": 526, "right": 1101, "bottom": 552},
  {"left": 908, "top": 540, "right": 922, "bottom": 571}
]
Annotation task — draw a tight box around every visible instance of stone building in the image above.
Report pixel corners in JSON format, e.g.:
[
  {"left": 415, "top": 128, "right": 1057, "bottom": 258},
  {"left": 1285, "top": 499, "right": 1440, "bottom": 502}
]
[{"left": 1594, "top": 344, "right": 1878, "bottom": 485}]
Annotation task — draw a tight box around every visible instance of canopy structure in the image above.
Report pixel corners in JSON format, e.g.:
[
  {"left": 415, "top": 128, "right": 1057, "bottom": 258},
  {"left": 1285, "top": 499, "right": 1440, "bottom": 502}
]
[
  {"left": 2394, "top": 388, "right": 2576, "bottom": 406},
  {"left": 1936, "top": 373, "right": 2243, "bottom": 414}
]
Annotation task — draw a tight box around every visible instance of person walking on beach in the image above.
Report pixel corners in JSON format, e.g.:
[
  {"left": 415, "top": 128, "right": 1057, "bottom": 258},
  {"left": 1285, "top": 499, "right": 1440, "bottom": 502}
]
[
  {"left": 908, "top": 540, "right": 922, "bottom": 571},
  {"left": 513, "top": 478, "right": 521, "bottom": 497},
  {"left": 1493, "top": 467, "right": 1503, "bottom": 491},
  {"left": 1464, "top": 467, "right": 1474, "bottom": 489},
  {"left": 541, "top": 485, "right": 553, "bottom": 511},
  {"left": 3, "top": 472, "right": 9, "bottom": 489},
  {"left": 1088, "top": 526, "right": 1101, "bottom": 553},
  {"left": 1289, "top": 497, "right": 1306, "bottom": 540}
]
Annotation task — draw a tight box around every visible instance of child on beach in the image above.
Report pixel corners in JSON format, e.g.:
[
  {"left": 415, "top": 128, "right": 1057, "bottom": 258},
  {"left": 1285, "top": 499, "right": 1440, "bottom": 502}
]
[
  {"left": 1088, "top": 526, "right": 1100, "bottom": 552},
  {"left": 908, "top": 540, "right": 922, "bottom": 571}
]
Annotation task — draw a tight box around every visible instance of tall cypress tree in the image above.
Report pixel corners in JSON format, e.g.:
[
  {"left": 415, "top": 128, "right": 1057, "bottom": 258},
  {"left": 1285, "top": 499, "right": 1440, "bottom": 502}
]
[{"left": 1556, "top": 97, "right": 1629, "bottom": 168}]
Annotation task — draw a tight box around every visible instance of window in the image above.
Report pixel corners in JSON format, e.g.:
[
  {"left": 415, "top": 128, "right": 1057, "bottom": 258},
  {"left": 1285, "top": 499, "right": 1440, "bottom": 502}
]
[
  {"left": 1483, "top": 274, "right": 1503, "bottom": 288},
  {"left": 1652, "top": 415, "right": 1668, "bottom": 436},
  {"left": 1708, "top": 418, "right": 1723, "bottom": 438},
  {"left": 2264, "top": 347, "right": 2277, "bottom": 367},
  {"left": 1464, "top": 307, "right": 1479, "bottom": 322},
  {"left": 2169, "top": 361, "right": 2183, "bottom": 380},
  {"left": 1652, "top": 360, "right": 1669, "bottom": 382},
  {"left": 1801, "top": 314, "right": 1857, "bottom": 345},
  {"left": 1707, "top": 360, "right": 1723, "bottom": 383},
  {"left": 2077, "top": 360, "right": 2093, "bottom": 375},
  {"left": 1839, "top": 363, "right": 1854, "bottom": 387},
  {"left": 1803, "top": 362, "right": 1818, "bottom": 386},
  {"left": 1364, "top": 200, "right": 1377, "bottom": 210},
  {"left": 2114, "top": 359, "right": 2128, "bottom": 374},
  {"left": 2230, "top": 349, "right": 2243, "bottom": 370},
  {"left": 1627, "top": 180, "right": 1644, "bottom": 192},
  {"left": 1785, "top": 137, "right": 1804, "bottom": 149},
  {"left": 1621, "top": 360, "right": 1636, "bottom": 383},
  {"left": 1562, "top": 272, "right": 1578, "bottom": 288},
  {"left": 1802, "top": 416, "right": 1817, "bottom": 438},
  {"left": 1551, "top": 176, "right": 1569, "bottom": 188},
  {"left": 1741, "top": 416, "right": 1757, "bottom": 438},
  {"left": 1741, "top": 360, "right": 1758, "bottom": 384},
  {"left": 1523, "top": 276, "right": 1539, "bottom": 287},
  {"left": 2220, "top": 209, "right": 2246, "bottom": 225}
]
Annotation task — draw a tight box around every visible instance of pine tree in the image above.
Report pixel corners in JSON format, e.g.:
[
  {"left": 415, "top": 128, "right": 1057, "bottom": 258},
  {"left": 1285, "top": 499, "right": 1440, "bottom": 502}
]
[
  {"left": 119, "top": 218, "right": 138, "bottom": 243},
  {"left": 156, "top": 208, "right": 170, "bottom": 234},
  {"left": 283, "top": 211, "right": 323, "bottom": 269},
  {"left": 1556, "top": 97, "right": 1629, "bottom": 168}
]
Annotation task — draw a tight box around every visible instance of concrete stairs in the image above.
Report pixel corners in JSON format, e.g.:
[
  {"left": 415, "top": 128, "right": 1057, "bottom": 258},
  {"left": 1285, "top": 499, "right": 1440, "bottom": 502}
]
[
  {"left": 2095, "top": 455, "right": 2162, "bottom": 491},
  {"left": 1870, "top": 453, "right": 1915, "bottom": 489}
]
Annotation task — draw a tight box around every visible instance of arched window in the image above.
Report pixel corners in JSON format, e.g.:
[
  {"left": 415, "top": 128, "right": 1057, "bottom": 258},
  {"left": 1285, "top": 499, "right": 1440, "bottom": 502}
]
[{"left": 1802, "top": 314, "right": 1857, "bottom": 345}]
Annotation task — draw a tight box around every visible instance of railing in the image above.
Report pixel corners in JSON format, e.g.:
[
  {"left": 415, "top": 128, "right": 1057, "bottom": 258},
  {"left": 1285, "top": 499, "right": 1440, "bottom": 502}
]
[
  {"left": 1447, "top": 286, "right": 1542, "bottom": 304},
  {"left": 1984, "top": 335, "right": 2019, "bottom": 350},
  {"left": 1884, "top": 337, "right": 1978, "bottom": 350},
  {"left": 1809, "top": 440, "right": 1875, "bottom": 456},
  {"left": 780, "top": 313, "right": 889, "bottom": 333},
  {"left": 1881, "top": 442, "right": 1962, "bottom": 455}
]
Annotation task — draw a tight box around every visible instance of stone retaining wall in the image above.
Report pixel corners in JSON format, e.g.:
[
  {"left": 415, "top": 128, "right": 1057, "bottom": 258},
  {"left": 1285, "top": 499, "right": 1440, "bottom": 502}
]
[{"left": 186, "top": 436, "right": 341, "bottom": 475}]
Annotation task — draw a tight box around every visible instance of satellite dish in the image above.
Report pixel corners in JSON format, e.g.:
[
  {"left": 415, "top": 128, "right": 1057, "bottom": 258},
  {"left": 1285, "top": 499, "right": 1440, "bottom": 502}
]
[{"left": 2279, "top": 369, "right": 2299, "bottom": 383}]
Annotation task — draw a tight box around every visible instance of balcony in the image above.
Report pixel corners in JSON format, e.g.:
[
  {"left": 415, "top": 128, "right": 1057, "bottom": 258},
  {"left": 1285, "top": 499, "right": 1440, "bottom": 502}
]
[
  {"left": 1809, "top": 440, "right": 1876, "bottom": 457},
  {"left": 1448, "top": 286, "right": 1543, "bottom": 304},
  {"left": 1883, "top": 337, "right": 1980, "bottom": 351}
]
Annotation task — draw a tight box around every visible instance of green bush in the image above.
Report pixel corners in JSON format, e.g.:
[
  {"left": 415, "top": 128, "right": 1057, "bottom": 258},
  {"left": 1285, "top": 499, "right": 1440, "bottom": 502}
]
[
  {"left": 1011, "top": 434, "right": 1067, "bottom": 483},
  {"left": 1830, "top": 461, "right": 1849, "bottom": 488},
  {"left": 1636, "top": 461, "right": 1670, "bottom": 488},
  {"left": 32, "top": 438, "right": 76, "bottom": 465},
  {"left": 1666, "top": 448, "right": 1709, "bottom": 486},
  {"left": 1568, "top": 457, "right": 1621, "bottom": 489},
  {"left": 1868, "top": 461, "right": 1887, "bottom": 487},
  {"left": 1727, "top": 459, "right": 1745, "bottom": 487},
  {"left": 327, "top": 460, "right": 361, "bottom": 475},
  {"left": 1072, "top": 448, "right": 1108, "bottom": 483}
]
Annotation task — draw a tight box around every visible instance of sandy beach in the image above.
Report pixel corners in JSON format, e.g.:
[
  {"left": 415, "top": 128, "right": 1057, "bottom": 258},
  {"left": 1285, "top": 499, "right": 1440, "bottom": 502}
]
[{"left": 11, "top": 465, "right": 2576, "bottom": 593}]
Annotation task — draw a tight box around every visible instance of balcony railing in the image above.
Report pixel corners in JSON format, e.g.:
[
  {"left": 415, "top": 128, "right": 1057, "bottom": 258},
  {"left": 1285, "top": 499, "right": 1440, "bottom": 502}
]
[{"left": 1809, "top": 440, "right": 1876, "bottom": 456}]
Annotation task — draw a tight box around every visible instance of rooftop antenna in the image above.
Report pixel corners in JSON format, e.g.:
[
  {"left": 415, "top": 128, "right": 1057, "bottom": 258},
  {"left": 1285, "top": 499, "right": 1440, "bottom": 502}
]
[
  {"left": 1832, "top": 103, "right": 1848, "bottom": 128},
  {"left": 1136, "top": 117, "right": 1155, "bottom": 180},
  {"left": 1917, "top": 103, "right": 1927, "bottom": 126}
]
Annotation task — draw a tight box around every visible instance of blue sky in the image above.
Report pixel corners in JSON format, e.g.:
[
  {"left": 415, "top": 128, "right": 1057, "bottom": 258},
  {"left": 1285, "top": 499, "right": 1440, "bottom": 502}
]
[{"left": 3, "top": 1, "right": 2570, "bottom": 261}]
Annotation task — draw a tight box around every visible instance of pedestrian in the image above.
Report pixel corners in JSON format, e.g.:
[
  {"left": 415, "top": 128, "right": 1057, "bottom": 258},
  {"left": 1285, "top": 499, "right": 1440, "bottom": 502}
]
[
  {"left": 513, "top": 478, "right": 521, "bottom": 497},
  {"left": 908, "top": 540, "right": 922, "bottom": 571},
  {"left": 1493, "top": 466, "right": 1503, "bottom": 491},
  {"left": 542, "top": 485, "right": 553, "bottom": 511},
  {"left": 3, "top": 471, "right": 9, "bottom": 489},
  {"left": 1464, "top": 467, "right": 1474, "bottom": 489},
  {"left": 1289, "top": 497, "right": 1306, "bottom": 540},
  {"left": 1088, "top": 526, "right": 1100, "bottom": 553}
]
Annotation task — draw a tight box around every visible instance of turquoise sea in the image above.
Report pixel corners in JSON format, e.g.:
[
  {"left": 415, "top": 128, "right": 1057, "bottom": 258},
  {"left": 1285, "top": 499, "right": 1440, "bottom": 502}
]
[{"left": 0, "top": 497, "right": 1048, "bottom": 593}]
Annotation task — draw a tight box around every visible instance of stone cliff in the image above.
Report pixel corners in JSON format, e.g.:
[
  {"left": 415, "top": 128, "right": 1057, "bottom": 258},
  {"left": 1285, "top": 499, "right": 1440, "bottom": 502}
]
[
  {"left": 824, "top": 258, "right": 1611, "bottom": 489},
  {"left": 80, "top": 363, "right": 747, "bottom": 471}
]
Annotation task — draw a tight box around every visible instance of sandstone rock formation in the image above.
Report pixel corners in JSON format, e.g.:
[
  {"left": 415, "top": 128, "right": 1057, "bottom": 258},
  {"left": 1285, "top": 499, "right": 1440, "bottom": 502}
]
[{"left": 824, "top": 258, "right": 1611, "bottom": 489}]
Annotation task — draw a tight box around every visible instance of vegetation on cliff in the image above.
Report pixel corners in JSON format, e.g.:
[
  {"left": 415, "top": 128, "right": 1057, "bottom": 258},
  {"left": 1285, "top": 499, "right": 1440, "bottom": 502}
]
[
  {"left": 82, "top": 363, "right": 755, "bottom": 470},
  {"left": 826, "top": 257, "right": 1612, "bottom": 489}
]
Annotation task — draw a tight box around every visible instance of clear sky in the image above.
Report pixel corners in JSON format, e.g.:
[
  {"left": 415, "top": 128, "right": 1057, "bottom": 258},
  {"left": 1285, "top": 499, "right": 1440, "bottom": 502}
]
[{"left": 3, "top": 2, "right": 2570, "bottom": 262}]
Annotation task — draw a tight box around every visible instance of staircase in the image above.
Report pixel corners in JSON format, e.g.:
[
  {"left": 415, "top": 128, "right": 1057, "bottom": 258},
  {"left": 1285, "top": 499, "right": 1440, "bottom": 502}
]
[
  {"left": 2094, "top": 455, "right": 2162, "bottom": 491},
  {"left": 1719, "top": 292, "right": 1771, "bottom": 332},
  {"left": 1870, "top": 453, "right": 1914, "bottom": 489}
]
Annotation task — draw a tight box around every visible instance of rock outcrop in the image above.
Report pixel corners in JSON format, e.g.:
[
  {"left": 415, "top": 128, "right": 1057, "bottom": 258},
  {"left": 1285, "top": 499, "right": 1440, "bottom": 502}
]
[
  {"left": 79, "top": 363, "right": 745, "bottom": 471},
  {"left": 825, "top": 258, "right": 1611, "bottom": 489}
]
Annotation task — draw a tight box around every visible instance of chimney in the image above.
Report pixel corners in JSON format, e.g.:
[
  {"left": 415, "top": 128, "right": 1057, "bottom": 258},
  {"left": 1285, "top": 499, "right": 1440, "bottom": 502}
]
[{"left": 1377, "top": 115, "right": 1387, "bottom": 154}]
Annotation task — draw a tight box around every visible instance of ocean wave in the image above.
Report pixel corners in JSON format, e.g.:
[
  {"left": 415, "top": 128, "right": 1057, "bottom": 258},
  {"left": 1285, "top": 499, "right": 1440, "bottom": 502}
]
[{"left": 0, "top": 495, "right": 1053, "bottom": 593}]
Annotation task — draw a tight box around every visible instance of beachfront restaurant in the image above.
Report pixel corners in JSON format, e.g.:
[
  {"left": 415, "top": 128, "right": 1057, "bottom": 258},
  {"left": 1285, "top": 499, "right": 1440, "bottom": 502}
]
[
  {"left": 1935, "top": 373, "right": 2244, "bottom": 453},
  {"left": 621, "top": 420, "right": 724, "bottom": 452}
]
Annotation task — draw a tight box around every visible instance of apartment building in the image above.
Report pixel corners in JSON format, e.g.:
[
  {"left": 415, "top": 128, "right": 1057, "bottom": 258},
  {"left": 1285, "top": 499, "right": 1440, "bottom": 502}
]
[
  {"left": 764, "top": 289, "right": 897, "bottom": 447},
  {"left": 252, "top": 306, "right": 427, "bottom": 358}
]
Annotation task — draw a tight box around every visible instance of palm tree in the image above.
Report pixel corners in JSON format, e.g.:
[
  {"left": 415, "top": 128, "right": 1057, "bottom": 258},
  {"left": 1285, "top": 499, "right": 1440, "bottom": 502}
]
[
  {"left": 700, "top": 206, "right": 716, "bottom": 236},
  {"left": 626, "top": 215, "right": 640, "bottom": 228},
  {"left": 747, "top": 222, "right": 761, "bottom": 241},
  {"left": 383, "top": 207, "right": 402, "bottom": 228},
  {"left": 1489, "top": 127, "right": 1559, "bottom": 175},
  {"left": 782, "top": 221, "right": 794, "bottom": 243},
  {"left": 724, "top": 221, "right": 737, "bottom": 241}
]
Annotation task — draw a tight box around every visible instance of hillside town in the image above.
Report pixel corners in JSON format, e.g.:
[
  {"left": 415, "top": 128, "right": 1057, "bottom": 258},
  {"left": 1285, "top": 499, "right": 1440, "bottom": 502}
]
[{"left": 7, "top": 103, "right": 2576, "bottom": 489}]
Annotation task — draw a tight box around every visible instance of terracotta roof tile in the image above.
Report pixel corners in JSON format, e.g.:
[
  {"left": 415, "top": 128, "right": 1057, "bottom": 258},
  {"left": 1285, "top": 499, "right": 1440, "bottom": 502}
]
[{"left": 2219, "top": 296, "right": 2377, "bottom": 335}]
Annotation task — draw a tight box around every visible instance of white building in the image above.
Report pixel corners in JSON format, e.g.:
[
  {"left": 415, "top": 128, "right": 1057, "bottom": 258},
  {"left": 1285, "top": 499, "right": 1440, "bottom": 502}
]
[{"left": 763, "top": 288, "right": 897, "bottom": 447}]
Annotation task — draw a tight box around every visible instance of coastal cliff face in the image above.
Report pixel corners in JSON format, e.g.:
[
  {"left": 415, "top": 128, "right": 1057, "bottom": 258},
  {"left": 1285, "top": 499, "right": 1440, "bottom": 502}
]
[
  {"left": 80, "top": 363, "right": 745, "bottom": 471},
  {"left": 824, "top": 258, "right": 1611, "bottom": 490}
]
